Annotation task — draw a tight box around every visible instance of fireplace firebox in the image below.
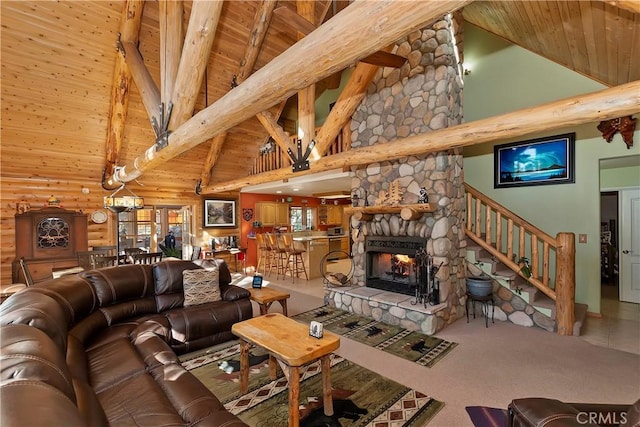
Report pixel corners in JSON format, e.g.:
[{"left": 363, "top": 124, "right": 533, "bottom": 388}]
[{"left": 365, "top": 236, "right": 426, "bottom": 296}]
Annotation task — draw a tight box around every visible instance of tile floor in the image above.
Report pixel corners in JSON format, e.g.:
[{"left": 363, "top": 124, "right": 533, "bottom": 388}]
[
  {"left": 580, "top": 284, "right": 640, "bottom": 355},
  {"left": 239, "top": 267, "right": 640, "bottom": 356}
]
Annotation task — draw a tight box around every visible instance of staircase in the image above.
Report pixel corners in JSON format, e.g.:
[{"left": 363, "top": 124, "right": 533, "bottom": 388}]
[
  {"left": 464, "top": 184, "right": 587, "bottom": 336},
  {"left": 465, "top": 243, "right": 587, "bottom": 335}
]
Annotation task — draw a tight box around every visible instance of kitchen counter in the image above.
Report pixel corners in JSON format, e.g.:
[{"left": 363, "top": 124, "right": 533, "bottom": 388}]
[
  {"left": 292, "top": 234, "right": 350, "bottom": 278},
  {"left": 292, "top": 234, "right": 349, "bottom": 241}
]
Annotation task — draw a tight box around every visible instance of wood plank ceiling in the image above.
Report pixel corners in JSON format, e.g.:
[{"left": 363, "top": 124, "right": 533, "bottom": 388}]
[{"left": 1, "top": 1, "right": 638, "bottom": 199}]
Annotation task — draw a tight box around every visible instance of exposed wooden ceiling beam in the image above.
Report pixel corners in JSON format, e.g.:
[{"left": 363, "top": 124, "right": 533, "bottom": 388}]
[
  {"left": 199, "top": 0, "right": 278, "bottom": 188},
  {"left": 122, "top": 41, "right": 161, "bottom": 125},
  {"left": 604, "top": 1, "right": 640, "bottom": 14},
  {"left": 297, "top": 1, "right": 319, "bottom": 155},
  {"left": 104, "top": 0, "right": 144, "bottom": 179},
  {"left": 203, "top": 80, "right": 640, "bottom": 193},
  {"left": 159, "top": 0, "right": 183, "bottom": 116},
  {"left": 105, "top": 0, "right": 471, "bottom": 186},
  {"left": 199, "top": 132, "right": 227, "bottom": 190},
  {"left": 167, "top": 0, "right": 223, "bottom": 131},
  {"left": 238, "top": 0, "right": 277, "bottom": 82},
  {"left": 274, "top": 5, "right": 407, "bottom": 68},
  {"left": 311, "top": 60, "right": 381, "bottom": 160},
  {"left": 359, "top": 50, "right": 407, "bottom": 68},
  {"left": 256, "top": 111, "right": 296, "bottom": 154}
]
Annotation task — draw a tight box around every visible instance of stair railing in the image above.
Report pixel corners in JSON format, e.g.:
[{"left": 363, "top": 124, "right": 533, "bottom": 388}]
[
  {"left": 464, "top": 183, "right": 575, "bottom": 336},
  {"left": 251, "top": 124, "right": 351, "bottom": 175}
]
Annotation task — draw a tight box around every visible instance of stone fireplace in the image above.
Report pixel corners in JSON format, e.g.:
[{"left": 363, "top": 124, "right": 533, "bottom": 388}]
[
  {"left": 324, "top": 15, "right": 467, "bottom": 335},
  {"left": 365, "top": 235, "right": 426, "bottom": 296}
]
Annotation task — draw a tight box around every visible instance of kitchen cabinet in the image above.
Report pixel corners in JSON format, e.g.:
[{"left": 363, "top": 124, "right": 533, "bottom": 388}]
[
  {"left": 303, "top": 238, "right": 329, "bottom": 279},
  {"left": 340, "top": 236, "right": 350, "bottom": 255},
  {"left": 318, "top": 205, "right": 343, "bottom": 225},
  {"left": 255, "top": 202, "right": 289, "bottom": 226}
]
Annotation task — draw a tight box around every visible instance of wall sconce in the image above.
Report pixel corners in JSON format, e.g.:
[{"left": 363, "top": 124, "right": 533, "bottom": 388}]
[{"left": 464, "top": 68, "right": 471, "bottom": 76}]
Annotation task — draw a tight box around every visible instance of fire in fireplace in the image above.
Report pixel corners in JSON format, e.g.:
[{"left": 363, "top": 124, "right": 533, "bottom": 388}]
[{"left": 365, "top": 236, "right": 427, "bottom": 296}]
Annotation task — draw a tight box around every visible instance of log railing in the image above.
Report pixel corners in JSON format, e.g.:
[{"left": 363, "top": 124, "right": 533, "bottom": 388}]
[
  {"left": 464, "top": 183, "right": 575, "bottom": 336},
  {"left": 251, "top": 124, "right": 351, "bottom": 175}
]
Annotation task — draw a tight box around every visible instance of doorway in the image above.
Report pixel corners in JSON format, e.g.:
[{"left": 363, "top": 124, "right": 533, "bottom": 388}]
[{"left": 600, "top": 191, "right": 618, "bottom": 290}]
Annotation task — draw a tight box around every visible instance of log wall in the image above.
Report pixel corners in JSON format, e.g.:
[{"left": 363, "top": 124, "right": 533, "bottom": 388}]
[{"left": 0, "top": 175, "right": 238, "bottom": 285}]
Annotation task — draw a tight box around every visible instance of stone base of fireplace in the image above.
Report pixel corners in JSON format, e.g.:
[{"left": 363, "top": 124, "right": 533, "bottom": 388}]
[{"left": 324, "top": 286, "right": 448, "bottom": 335}]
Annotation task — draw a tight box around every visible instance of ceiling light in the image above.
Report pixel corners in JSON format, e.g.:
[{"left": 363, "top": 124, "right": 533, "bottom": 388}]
[
  {"left": 292, "top": 188, "right": 300, "bottom": 192},
  {"left": 276, "top": 190, "right": 282, "bottom": 194}
]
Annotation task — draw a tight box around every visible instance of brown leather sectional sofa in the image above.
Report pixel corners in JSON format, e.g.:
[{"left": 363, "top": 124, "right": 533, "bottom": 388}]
[
  {"left": 508, "top": 398, "right": 639, "bottom": 427},
  {"left": 0, "top": 259, "right": 252, "bottom": 426}
]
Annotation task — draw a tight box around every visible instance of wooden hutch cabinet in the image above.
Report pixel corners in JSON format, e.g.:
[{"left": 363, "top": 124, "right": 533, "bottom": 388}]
[{"left": 12, "top": 207, "right": 88, "bottom": 283}]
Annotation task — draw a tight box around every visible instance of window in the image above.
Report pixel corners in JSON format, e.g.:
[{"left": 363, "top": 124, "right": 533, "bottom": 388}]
[
  {"left": 117, "top": 206, "right": 188, "bottom": 253},
  {"left": 118, "top": 208, "right": 153, "bottom": 250},
  {"left": 290, "top": 207, "right": 303, "bottom": 231},
  {"left": 290, "top": 207, "right": 314, "bottom": 231}
]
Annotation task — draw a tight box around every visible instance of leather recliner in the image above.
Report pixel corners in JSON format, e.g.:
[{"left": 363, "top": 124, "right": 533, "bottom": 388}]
[
  {"left": 0, "top": 259, "right": 252, "bottom": 427},
  {"left": 508, "top": 398, "right": 640, "bottom": 427}
]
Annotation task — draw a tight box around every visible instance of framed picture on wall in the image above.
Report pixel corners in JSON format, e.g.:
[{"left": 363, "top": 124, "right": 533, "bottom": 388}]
[
  {"left": 494, "top": 133, "right": 575, "bottom": 188},
  {"left": 203, "top": 199, "right": 236, "bottom": 228}
]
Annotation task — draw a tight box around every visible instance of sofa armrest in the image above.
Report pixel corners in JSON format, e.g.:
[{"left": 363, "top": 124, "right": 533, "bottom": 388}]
[
  {"left": 569, "top": 403, "right": 633, "bottom": 426},
  {"left": 220, "top": 284, "right": 251, "bottom": 302},
  {"left": 508, "top": 398, "right": 582, "bottom": 427}
]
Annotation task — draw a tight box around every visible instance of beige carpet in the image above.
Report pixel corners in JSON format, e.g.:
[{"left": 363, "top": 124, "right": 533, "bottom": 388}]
[{"left": 251, "top": 283, "right": 640, "bottom": 427}]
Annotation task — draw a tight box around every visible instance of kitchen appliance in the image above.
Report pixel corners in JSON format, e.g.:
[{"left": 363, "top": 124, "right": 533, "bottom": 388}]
[{"left": 327, "top": 226, "right": 343, "bottom": 236}]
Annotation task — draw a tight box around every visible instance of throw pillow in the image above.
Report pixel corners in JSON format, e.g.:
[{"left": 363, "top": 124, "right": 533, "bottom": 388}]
[{"left": 182, "top": 268, "right": 221, "bottom": 307}]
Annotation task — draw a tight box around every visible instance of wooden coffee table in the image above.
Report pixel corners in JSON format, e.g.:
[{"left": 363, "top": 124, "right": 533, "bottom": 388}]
[
  {"left": 231, "top": 313, "right": 340, "bottom": 427},
  {"left": 249, "top": 287, "right": 290, "bottom": 316}
]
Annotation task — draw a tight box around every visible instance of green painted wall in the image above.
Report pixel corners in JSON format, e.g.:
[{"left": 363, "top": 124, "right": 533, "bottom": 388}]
[
  {"left": 601, "top": 165, "right": 640, "bottom": 189},
  {"left": 462, "top": 23, "right": 640, "bottom": 314}
]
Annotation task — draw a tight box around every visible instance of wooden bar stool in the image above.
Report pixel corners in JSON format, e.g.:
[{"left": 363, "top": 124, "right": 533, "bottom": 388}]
[
  {"left": 265, "top": 233, "right": 285, "bottom": 278},
  {"left": 255, "top": 233, "right": 270, "bottom": 275},
  {"left": 281, "top": 234, "right": 308, "bottom": 283}
]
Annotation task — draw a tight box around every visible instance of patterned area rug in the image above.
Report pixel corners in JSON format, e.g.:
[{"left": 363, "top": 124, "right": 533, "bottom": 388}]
[
  {"left": 292, "top": 306, "right": 457, "bottom": 368},
  {"left": 181, "top": 342, "right": 444, "bottom": 427}
]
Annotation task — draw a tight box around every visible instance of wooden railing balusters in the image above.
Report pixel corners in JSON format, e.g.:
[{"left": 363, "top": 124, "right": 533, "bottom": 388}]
[
  {"left": 485, "top": 204, "right": 492, "bottom": 245},
  {"left": 475, "top": 197, "right": 482, "bottom": 237},
  {"left": 531, "top": 235, "right": 539, "bottom": 280},
  {"left": 543, "top": 241, "right": 550, "bottom": 287},
  {"left": 496, "top": 211, "right": 502, "bottom": 253},
  {"left": 507, "top": 218, "right": 514, "bottom": 260},
  {"left": 519, "top": 226, "right": 525, "bottom": 263},
  {"left": 251, "top": 125, "right": 349, "bottom": 174},
  {"left": 463, "top": 183, "right": 575, "bottom": 336}
]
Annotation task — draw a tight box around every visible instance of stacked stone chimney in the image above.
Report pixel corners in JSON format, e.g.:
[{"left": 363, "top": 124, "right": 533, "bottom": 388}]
[{"left": 344, "top": 16, "right": 467, "bottom": 331}]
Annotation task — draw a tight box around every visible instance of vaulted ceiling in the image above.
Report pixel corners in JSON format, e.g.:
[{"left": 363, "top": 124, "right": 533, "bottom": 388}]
[{"left": 1, "top": 1, "right": 638, "bottom": 198}]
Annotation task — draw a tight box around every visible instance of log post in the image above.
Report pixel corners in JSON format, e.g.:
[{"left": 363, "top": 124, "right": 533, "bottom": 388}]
[{"left": 555, "top": 232, "right": 575, "bottom": 336}]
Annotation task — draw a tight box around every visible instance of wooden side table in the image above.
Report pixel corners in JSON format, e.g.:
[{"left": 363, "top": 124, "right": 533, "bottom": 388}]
[
  {"left": 232, "top": 313, "right": 340, "bottom": 427},
  {"left": 249, "top": 287, "right": 290, "bottom": 316}
]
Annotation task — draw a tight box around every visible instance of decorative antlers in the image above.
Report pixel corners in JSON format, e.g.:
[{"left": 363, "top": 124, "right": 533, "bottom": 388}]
[{"left": 597, "top": 115, "right": 636, "bottom": 149}]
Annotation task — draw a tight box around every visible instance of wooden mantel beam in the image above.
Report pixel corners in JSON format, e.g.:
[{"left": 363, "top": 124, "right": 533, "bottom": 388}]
[
  {"left": 105, "top": 0, "right": 471, "bottom": 186},
  {"left": 203, "top": 80, "right": 640, "bottom": 193}
]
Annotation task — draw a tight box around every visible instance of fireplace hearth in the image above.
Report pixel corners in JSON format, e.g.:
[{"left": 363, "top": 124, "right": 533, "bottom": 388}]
[{"left": 365, "top": 236, "right": 426, "bottom": 296}]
